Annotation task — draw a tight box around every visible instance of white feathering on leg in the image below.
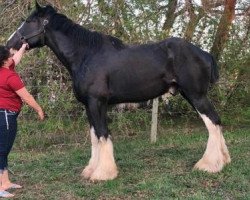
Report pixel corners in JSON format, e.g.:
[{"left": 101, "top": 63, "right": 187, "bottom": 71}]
[
  {"left": 194, "top": 114, "right": 230, "bottom": 173},
  {"left": 81, "top": 127, "right": 100, "bottom": 179},
  {"left": 90, "top": 136, "right": 118, "bottom": 181}
]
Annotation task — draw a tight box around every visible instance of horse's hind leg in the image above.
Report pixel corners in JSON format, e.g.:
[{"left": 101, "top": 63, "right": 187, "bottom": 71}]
[
  {"left": 196, "top": 111, "right": 231, "bottom": 172},
  {"left": 182, "top": 94, "right": 231, "bottom": 172}
]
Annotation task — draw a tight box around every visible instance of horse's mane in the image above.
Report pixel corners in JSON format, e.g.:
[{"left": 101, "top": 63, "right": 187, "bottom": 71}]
[{"left": 47, "top": 7, "right": 125, "bottom": 50}]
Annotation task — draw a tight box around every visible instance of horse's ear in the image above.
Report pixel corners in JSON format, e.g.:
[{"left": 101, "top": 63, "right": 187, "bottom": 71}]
[{"left": 35, "top": 0, "right": 41, "bottom": 10}]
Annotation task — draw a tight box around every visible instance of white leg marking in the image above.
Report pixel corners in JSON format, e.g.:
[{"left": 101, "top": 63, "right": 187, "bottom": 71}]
[
  {"left": 194, "top": 114, "right": 231, "bottom": 173},
  {"left": 90, "top": 136, "right": 118, "bottom": 181},
  {"left": 220, "top": 132, "right": 231, "bottom": 164},
  {"left": 81, "top": 127, "right": 100, "bottom": 179}
]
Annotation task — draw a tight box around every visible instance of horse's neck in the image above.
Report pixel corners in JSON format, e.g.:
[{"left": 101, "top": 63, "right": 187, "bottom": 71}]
[{"left": 45, "top": 31, "right": 84, "bottom": 74}]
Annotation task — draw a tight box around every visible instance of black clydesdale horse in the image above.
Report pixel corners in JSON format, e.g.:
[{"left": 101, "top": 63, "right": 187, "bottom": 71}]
[{"left": 7, "top": 2, "right": 231, "bottom": 181}]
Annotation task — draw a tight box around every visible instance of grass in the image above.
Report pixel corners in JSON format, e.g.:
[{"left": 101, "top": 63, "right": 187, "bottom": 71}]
[{"left": 7, "top": 117, "right": 250, "bottom": 200}]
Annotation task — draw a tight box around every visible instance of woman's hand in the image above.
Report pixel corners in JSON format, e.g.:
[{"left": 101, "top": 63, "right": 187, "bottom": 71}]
[
  {"left": 15, "top": 87, "right": 45, "bottom": 121},
  {"left": 37, "top": 108, "right": 45, "bottom": 121},
  {"left": 12, "top": 43, "right": 29, "bottom": 65},
  {"left": 21, "top": 43, "right": 29, "bottom": 50}
]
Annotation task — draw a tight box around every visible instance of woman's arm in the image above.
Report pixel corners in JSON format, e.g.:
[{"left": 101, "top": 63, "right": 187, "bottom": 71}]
[
  {"left": 15, "top": 87, "right": 44, "bottom": 120},
  {"left": 12, "top": 43, "right": 28, "bottom": 65}
]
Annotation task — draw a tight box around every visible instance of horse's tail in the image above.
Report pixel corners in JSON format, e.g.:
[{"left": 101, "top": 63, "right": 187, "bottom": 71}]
[{"left": 210, "top": 55, "right": 219, "bottom": 84}]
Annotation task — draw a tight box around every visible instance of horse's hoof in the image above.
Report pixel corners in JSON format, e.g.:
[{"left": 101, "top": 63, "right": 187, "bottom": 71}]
[
  {"left": 224, "top": 156, "right": 231, "bottom": 164},
  {"left": 90, "top": 167, "right": 118, "bottom": 181},
  {"left": 194, "top": 157, "right": 224, "bottom": 173},
  {"left": 81, "top": 166, "right": 94, "bottom": 179},
  {"left": 222, "top": 152, "right": 231, "bottom": 164}
]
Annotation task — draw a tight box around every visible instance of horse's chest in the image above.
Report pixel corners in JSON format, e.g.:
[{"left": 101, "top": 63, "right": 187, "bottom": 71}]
[{"left": 72, "top": 77, "right": 89, "bottom": 103}]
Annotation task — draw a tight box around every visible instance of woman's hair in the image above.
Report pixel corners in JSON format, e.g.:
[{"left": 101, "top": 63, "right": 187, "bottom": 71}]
[{"left": 0, "top": 45, "right": 10, "bottom": 67}]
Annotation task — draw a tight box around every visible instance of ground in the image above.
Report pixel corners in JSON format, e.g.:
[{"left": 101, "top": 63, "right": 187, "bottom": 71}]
[{"left": 8, "top": 124, "right": 250, "bottom": 200}]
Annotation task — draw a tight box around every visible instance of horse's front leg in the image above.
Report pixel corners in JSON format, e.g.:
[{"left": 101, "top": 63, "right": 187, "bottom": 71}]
[
  {"left": 82, "top": 97, "right": 118, "bottom": 181},
  {"left": 81, "top": 125, "right": 100, "bottom": 179}
]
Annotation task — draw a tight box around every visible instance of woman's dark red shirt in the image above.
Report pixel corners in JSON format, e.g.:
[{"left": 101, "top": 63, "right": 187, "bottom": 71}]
[{"left": 0, "top": 60, "right": 24, "bottom": 112}]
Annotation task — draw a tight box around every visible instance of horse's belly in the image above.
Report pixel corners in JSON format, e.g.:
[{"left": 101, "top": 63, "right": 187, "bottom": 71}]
[{"left": 108, "top": 77, "right": 167, "bottom": 104}]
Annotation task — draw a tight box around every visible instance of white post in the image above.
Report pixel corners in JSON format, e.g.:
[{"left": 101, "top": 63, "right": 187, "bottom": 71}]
[{"left": 150, "top": 97, "right": 159, "bottom": 143}]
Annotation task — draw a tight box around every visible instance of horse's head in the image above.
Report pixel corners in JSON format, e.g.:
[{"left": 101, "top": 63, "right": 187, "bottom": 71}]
[{"left": 6, "top": 1, "right": 56, "bottom": 50}]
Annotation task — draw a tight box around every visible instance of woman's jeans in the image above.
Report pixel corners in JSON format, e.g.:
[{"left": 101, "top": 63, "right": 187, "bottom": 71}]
[{"left": 0, "top": 109, "right": 19, "bottom": 171}]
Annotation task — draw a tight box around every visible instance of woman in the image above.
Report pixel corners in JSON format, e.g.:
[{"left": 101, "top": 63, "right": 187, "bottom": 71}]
[{"left": 0, "top": 43, "right": 44, "bottom": 198}]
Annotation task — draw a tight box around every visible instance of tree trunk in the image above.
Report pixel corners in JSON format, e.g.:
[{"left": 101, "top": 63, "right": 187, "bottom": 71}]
[
  {"left": 210, "top": 0, "right": 236, "bottom": 61},
  {"left": 162, "top": 0, "right": 178, "bottom": 36},
  {"left": 184, "top": 0, "right": 205, "bottom": 42}
]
